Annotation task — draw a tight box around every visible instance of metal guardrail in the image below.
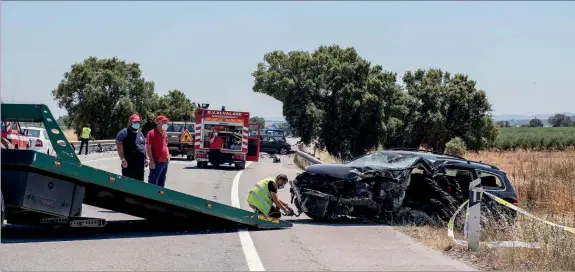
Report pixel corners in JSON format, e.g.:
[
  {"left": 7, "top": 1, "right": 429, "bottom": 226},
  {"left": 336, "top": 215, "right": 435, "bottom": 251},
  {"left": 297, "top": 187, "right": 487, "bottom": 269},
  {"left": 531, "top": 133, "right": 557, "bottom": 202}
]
[
  {"left": 294, "top": 144, "right": 324, "bottom": 165},
  {"left": 68, "top": 139, "right": 116, "bottom": 154}
]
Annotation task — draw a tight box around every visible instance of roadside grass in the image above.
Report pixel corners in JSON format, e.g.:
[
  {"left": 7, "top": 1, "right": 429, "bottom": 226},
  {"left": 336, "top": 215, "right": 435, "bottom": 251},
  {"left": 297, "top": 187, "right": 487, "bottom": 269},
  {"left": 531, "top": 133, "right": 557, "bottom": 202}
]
[
  {"left": 64, "top": 129, "right": 78, "bottom": 141},
  {"left": 294, "top": 145, "right": 575, "bottom": 270}
]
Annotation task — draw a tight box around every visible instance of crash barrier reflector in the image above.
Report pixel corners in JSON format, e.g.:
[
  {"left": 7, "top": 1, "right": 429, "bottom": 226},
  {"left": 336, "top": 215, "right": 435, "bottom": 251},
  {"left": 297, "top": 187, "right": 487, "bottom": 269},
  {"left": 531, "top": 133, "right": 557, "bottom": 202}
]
[{"left": 447, "top": 187, "right": 575, "bottom": 249}]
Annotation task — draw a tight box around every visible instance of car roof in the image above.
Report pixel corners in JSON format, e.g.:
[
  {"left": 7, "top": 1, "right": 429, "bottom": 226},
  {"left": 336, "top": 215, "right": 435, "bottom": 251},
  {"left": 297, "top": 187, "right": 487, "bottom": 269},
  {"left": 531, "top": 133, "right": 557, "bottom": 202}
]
[
  {"left": 378, "top": 150, "right": 502, "bottom": 173},
  {"left": 22, "top": 127, "right": 43, "bottom": 131}
]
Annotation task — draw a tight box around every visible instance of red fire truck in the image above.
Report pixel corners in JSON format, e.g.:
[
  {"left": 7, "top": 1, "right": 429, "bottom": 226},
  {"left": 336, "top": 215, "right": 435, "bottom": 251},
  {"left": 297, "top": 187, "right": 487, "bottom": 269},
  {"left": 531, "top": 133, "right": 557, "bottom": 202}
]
[
  {"left": 193, "top": 107, "right": 261, "bottom": 169},
  {"left": 1, "top": 121, "right": 30, "bottom": 149}
]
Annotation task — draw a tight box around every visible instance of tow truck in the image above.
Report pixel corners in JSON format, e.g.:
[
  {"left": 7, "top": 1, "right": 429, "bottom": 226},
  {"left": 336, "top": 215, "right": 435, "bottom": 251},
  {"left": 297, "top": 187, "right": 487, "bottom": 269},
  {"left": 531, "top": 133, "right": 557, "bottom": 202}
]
[
  {"left": 193, "top": 106, "right": 261, "bottom": 169},
  {"left": 1, "top": 103, "right": 291, "bottom": 230}
]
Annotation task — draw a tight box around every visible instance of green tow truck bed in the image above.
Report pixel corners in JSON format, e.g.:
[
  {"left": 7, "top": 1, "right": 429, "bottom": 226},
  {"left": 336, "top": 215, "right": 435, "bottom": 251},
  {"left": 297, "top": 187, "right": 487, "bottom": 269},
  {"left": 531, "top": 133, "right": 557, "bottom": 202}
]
[{"left": 0, "top": 103, "right": 292, "bottom": 230}]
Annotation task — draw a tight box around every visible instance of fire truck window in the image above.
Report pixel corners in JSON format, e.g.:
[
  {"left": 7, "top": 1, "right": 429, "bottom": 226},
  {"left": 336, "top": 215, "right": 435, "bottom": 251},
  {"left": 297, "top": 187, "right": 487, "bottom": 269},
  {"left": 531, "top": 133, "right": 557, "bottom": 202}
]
[
  {"left": 1, "top": 121, "right": 6, "bottom": 132},
  {"left": 11, "top": 122, "right": 19, "bottom": 130}
]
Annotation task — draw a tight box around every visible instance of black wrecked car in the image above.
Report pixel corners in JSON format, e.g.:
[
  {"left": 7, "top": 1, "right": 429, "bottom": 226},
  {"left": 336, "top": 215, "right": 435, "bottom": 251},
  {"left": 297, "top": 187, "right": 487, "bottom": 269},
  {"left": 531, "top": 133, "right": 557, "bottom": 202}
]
[
  {"left": 290, "top": 149, "right": 518, "bottom": 225},
  {"left": 259, "top": 135, "right": 292, "bottom": 155}
]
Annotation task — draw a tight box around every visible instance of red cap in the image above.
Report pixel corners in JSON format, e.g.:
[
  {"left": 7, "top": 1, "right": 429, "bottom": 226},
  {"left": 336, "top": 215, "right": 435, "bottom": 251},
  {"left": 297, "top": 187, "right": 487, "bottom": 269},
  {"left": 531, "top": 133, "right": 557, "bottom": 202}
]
[
  {"left": 129, "top": 114, "right": 141, "bottom": 122},
  {"left": 155, "top": 115, "right": 169, "bottom": 122}
]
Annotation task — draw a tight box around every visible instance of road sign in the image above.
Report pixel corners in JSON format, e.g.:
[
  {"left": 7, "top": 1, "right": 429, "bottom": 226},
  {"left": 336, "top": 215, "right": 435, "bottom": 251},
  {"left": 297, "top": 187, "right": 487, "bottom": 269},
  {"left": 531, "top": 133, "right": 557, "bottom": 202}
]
[{"left": 180, "top": 129, "right": 193, "bottom": 143}]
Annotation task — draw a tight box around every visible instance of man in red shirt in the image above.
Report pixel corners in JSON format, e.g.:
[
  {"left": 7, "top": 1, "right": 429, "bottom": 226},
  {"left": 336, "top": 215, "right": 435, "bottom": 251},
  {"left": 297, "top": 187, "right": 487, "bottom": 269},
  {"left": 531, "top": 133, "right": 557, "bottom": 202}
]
[
  {"left": 208, "top": 128, "right": 225, "bottom": 167},
  {"left": 146, "top": 115, "right": 170, "bottom": 187}
]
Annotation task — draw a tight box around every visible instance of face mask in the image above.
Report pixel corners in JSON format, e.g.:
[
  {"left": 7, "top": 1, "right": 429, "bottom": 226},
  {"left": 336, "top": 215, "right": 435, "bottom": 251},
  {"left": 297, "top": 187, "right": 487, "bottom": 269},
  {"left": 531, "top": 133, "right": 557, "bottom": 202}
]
[
  {"left": 161, "top": 124, "right": 168, "bottom": 131},
  {"left": 131, "top": 123, "right": 140, "bottom": 130}
]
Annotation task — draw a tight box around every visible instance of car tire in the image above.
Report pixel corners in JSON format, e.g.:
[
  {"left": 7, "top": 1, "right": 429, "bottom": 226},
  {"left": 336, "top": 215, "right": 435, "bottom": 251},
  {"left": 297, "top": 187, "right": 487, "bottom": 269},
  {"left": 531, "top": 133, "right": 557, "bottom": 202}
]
[
  {"left": 235, "top": 162, "right": 246, "bottom": 169},
  {"left": 279, "top": 148, "right": 287, "bottom": 155},
  {"left": 186, "top": 155, "right": 194, "bottom": 161}
]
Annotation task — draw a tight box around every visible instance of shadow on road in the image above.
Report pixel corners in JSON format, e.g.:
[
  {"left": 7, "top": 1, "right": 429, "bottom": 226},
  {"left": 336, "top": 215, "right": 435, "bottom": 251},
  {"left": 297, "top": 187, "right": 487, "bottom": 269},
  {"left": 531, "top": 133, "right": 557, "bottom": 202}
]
[
  {"left": 169, "top": 157, "right": 194, "bottom": 162},
  {"left": 285, "top": 218, "right": 398, "bottom": 227},
  {"left": 0, "top": 220, "right": 241, "bottom": 244},
  {"left": 184, "top": 165, "right": 239, "bottom": 171}
]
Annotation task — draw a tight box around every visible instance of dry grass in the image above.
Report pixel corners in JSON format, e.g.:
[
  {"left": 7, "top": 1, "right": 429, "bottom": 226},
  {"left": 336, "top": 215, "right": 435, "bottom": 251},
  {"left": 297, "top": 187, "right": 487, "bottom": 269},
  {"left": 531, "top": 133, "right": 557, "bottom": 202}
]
[
  {"left": 294, "top": 145, "right": 575, "bottom": 270},
  {"left": 63, "top": 129, "right": 78, "bottom": 141}
]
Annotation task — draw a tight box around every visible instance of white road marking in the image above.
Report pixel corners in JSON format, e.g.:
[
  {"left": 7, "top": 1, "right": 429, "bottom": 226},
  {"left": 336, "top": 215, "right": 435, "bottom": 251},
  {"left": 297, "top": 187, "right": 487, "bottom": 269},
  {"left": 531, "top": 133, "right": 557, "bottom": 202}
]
[{"left": 231, "top": 161, "right": 265, "bottom": 271}]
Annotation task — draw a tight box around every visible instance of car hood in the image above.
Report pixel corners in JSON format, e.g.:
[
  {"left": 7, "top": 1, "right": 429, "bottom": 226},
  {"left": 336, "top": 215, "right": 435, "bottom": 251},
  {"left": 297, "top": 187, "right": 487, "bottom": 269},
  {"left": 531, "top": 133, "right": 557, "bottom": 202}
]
[{"left": 305, "top": 163, "right": 356, "bottom": 179}]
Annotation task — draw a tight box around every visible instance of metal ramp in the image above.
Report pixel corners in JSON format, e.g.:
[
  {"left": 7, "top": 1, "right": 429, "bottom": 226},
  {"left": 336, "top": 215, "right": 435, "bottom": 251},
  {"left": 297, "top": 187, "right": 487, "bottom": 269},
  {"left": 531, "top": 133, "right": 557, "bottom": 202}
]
[{"left": 1, "top": 104, "right": 292, "bottom": 230}]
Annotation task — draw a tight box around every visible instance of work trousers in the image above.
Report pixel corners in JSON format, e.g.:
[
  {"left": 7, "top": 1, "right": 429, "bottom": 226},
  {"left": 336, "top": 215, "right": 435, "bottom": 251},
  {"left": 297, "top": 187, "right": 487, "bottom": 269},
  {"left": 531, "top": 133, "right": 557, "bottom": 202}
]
[
  {"left": 251, "top": 204, "right": 282, "bottom": 219},
  {"left": 209, "top": 149, "right": 221, "bottom": 166},
  {"left": 78, "top": 138, "right": 89, "bottom": 155},
  {"left": 148, "top": 161, "right": 168, "bottom": 187},
  {"left": 121, "top": 157, "right": 145, "bottom": 182}
]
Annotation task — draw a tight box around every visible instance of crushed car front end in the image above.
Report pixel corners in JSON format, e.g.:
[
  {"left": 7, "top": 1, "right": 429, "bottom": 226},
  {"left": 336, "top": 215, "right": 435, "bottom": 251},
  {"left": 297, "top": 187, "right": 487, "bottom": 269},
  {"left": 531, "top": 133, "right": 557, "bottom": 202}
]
[{"left": 290, "top": 150, "right": 518, "bottom": 225}]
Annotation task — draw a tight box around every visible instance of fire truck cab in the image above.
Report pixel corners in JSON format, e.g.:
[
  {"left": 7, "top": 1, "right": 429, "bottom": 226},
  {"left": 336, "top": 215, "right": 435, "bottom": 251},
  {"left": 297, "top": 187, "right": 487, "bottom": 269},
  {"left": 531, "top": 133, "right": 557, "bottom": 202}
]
[
  {"left": 1, "top": 121, "right": 30, "bottom": 150},
  {"left": 193, "top": 107, "right": 261, "bottom": 169}
]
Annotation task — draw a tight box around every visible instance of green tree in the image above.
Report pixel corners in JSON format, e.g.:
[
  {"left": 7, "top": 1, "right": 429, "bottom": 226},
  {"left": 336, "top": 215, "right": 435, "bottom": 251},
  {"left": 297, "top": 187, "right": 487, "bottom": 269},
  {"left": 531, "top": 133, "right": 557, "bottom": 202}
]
[
  {"left": 548, "top": 113, "right": 572, "bottom": 127},
  {"left": 156, "top": 89, "right": 196, "bottom": 122},
  {"left": 444, "top": 137, "right": 467, "bottom": 156},
  {"left": 252, "top": 45, "right": 406, "bottom": 159},
  {"left": 249, "top": 116, "right": 265, "bottom": 131},
  {"left": 496, "top": 120, "right": 511, "bottom": 128},
  {"left": 528, "top": 118, "right": 544, "bottom": 127},
  {"left": 401, "top": 69, "right": 496, "bottom": 152},
  {"left": 51, "top": 57, "right": 158, "bottom": 139}
]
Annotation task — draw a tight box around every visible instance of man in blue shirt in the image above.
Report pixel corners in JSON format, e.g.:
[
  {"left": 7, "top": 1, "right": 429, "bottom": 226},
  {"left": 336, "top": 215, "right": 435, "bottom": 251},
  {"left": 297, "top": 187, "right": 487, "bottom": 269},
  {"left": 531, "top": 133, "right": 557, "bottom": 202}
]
[{"left": 116, "top": 114, "right": 148, "bottom": 181}]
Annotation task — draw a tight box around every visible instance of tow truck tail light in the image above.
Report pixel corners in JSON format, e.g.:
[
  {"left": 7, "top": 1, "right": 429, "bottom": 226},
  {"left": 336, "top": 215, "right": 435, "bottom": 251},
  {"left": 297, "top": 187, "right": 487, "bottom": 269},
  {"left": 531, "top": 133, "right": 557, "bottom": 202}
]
[
  {"left": 35, "top": 139, "right": 43, "bottom": 147},
  {"left": 197, "top": 153, "right": 207, "bottom": 158},
  {"left": 233, "top": 155, "right": 243, "bottom": 160}
]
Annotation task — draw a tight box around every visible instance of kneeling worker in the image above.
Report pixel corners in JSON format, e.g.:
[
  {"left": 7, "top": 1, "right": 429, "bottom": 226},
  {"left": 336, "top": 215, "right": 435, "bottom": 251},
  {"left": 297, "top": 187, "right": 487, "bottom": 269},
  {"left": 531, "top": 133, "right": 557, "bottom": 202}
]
[{"left": 247, "top": 174, "right": 295, "bottom": 218}]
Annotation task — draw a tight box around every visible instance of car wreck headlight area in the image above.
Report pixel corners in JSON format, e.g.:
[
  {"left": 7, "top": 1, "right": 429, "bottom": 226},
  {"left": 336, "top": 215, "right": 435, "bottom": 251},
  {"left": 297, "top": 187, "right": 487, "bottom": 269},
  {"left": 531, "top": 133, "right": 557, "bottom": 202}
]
[{"left": 290, "top": 163, "right": 467, "bottom": 225}]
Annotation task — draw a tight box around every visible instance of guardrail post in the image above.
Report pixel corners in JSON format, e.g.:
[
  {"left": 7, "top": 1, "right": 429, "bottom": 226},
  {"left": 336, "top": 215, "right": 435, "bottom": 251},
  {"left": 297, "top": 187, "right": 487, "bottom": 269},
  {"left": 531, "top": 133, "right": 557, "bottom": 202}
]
[{"left": 467, "top": 178, "right": 482, "bottom": 251}]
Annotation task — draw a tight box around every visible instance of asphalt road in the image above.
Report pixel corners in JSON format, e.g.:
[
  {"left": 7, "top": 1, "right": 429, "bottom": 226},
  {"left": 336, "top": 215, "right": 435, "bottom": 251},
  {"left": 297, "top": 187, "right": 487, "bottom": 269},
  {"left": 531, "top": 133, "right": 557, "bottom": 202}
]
[{"left": 1, "top": 148, "right": 476, "bottom": 271}]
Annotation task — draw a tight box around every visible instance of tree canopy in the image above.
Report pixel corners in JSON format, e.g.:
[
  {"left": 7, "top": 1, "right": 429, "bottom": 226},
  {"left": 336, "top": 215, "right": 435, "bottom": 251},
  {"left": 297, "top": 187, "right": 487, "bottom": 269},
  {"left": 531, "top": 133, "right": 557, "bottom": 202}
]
[
  {"left": 548, "top": 114, "right": 573, "bottom": 127},
  {"left": 52, "top": 56, "right": 196, "bottom": 139},
  {"left": 252, "top": 45, "right": 498, "bottom": 159},
  {"left": 249, "top": 116, "right": 266, "bottom": 131}
]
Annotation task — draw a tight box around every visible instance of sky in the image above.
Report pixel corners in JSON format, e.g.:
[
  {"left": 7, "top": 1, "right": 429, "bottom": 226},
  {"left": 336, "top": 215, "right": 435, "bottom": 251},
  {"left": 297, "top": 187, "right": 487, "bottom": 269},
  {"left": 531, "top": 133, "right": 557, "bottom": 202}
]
[{"left": 1, "top": 1, "right": 574, "bottom": 120}]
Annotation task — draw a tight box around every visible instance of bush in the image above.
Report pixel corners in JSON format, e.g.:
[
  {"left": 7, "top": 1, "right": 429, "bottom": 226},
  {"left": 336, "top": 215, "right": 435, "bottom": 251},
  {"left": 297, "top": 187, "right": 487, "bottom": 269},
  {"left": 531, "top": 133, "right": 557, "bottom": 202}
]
[{"left": 444, "top": 137, "right": 467, "bottom": 156}]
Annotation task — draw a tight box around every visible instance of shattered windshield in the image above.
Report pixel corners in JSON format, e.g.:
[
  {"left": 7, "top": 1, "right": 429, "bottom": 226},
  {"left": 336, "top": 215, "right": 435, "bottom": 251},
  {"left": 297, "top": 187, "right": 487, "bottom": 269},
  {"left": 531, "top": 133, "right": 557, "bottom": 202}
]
[{"left": 345, "top": 152, "right": 420, "bottom": 170}]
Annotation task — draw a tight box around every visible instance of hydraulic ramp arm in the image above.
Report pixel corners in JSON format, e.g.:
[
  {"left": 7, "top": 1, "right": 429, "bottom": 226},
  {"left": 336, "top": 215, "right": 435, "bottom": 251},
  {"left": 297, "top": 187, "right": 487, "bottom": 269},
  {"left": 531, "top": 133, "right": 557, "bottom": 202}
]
[{"left": 1, "top": 103, "right": 292, "bottom": 230}]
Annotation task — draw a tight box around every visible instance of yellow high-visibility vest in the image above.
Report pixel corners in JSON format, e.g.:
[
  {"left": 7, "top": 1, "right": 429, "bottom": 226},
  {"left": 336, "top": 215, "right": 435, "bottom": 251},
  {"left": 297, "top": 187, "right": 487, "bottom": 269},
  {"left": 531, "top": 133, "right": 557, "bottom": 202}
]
[
  {"left": 81, "top": 127, "right": 91, "bottom": 139},
  {"left": 247, "top": 178, "right": 274, "bottom": 216}
]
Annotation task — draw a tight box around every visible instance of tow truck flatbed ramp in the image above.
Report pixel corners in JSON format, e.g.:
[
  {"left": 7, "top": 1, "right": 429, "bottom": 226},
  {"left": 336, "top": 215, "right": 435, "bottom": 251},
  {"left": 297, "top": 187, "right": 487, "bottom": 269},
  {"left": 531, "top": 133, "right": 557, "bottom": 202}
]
[{"left": 1, "top": 103, "right": 292, "bottom": 230}]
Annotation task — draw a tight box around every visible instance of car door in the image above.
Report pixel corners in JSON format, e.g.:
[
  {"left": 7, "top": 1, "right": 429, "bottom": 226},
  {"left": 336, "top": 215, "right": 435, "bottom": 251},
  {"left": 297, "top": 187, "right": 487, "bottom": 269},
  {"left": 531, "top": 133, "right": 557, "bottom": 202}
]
[
  {"left": 259, "top": 136, "right": 275, "bottom": 153},
  {"left": 246, "top": 123, "right": 261, "bottom": 162}
]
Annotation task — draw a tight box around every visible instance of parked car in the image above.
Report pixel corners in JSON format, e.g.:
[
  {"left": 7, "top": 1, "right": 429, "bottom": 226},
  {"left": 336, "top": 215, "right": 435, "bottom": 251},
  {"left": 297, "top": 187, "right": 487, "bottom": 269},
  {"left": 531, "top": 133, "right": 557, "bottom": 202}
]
[
  {"left": 290, "top": 149, "right": 518, "bottom": 225},
  {"left": 259, "top": 135, "right": 292, "bottom": 155},
  {"left": 22, "top": 127, "right": 54, "bottom": 156}
]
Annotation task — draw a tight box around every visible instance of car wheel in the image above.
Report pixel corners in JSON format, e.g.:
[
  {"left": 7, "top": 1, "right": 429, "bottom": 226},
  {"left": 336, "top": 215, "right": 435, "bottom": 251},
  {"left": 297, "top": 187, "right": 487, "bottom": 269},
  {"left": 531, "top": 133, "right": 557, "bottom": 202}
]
[
  {"left": 186, "top": 155, "right": 194, "bottom": 161},
  {"left": 279, "top": 148, "right": 287, "bottom": 155}
]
